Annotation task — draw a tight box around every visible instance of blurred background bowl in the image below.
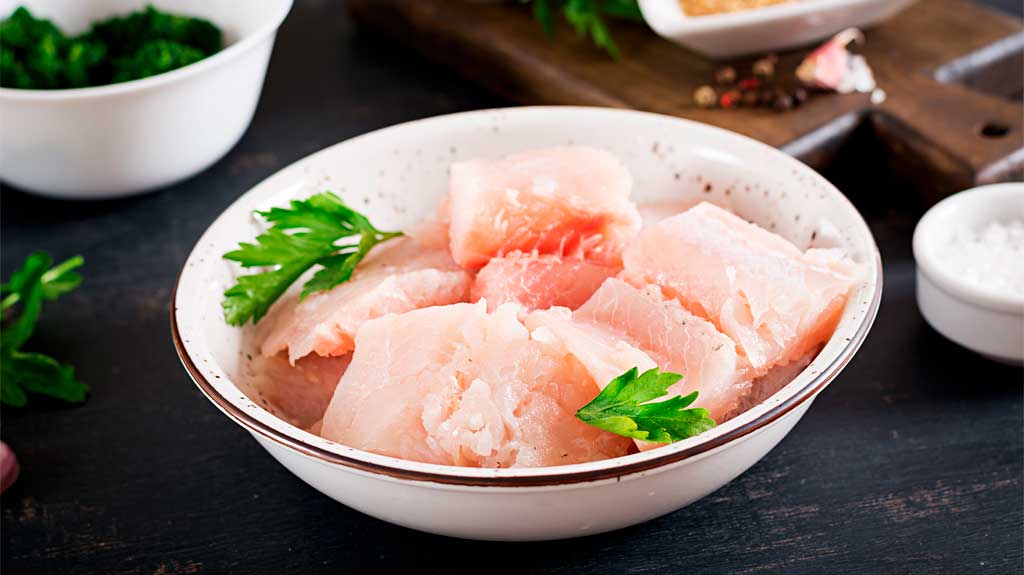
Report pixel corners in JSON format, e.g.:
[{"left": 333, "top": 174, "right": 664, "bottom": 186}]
[
  {"left": 638, "top": 0, "right": 916, "bottom": 58},
  {"left": 0, "top": 0, "right": 292, "bottom": 199}
]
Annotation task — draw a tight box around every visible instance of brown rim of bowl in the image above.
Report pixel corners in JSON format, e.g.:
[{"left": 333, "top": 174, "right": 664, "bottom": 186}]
[{"left": 170, "top": 253, "right": 882, "bottom": 487}]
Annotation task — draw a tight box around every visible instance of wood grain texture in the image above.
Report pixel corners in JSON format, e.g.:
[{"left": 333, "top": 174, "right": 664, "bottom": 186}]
[
  {"left": 350, "top": 0, "right": 1024, "bottom": 193},
  {"left": 1, "top": 1, "right": 1022, "bottom": 574}
]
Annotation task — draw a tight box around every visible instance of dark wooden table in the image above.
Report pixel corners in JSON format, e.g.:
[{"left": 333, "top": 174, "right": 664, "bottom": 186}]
[{"left": 3, "top": 2, "right": 1022, "bottom": 573}]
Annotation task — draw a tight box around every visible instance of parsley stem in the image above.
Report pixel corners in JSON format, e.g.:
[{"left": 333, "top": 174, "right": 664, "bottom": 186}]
[
  {"left": 1, "top": 255, "right": 84, "bottom": 312},
  {"left": 42, "top": 255, "right": 85, "bottom": 284},
  {"left": 1, "top": 293, "right": 17, "bottom": 312}
]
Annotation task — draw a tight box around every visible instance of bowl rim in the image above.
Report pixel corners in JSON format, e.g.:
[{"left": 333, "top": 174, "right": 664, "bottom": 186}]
[
  {"left": 0, "top": 0, "right": 293, "bottom": 101},
  {"left": 912, "top": 182, "right": 1024, "bottom": 315},
  {"left": 171, "top": 106, "right": 884, "bottom": 488}
]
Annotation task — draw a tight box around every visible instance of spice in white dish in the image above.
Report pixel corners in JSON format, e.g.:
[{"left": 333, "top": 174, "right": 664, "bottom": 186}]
[{"left": 941, "top": 219, "right": 1024, "bottom": 298}]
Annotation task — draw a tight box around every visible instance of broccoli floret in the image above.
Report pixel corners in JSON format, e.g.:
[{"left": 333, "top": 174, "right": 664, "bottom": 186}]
[
  {"left": 0, "top": 6, "right": 63, "bottom": 49},
  {"left": 111, "top": 39, "right": 205, "bottom": 83},
  {"left": 89, "top": 5, "right": 222, "bottom": 59},
  {"left": 144, "top": 6, "right": 222, "bottom": 56},
  {"left": 0, "top": 4, "right": 222, "bottom": 90},
  {"left": 64, "top": 37, "right": 107, "bottom": 88},
  {"left": 0, "top": 48, "right": 34, "bottom": 88},
  {"left": 0, "top": 6, "right": 68, "bottom": 88}
]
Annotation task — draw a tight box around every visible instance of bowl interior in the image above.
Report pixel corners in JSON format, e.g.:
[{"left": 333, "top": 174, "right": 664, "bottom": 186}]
[
  {"left": 174, "top": 107, "right": 881, "bottom": 481},
  {"left": 0, "top": 0, "right": 286, "bottom": 44}
]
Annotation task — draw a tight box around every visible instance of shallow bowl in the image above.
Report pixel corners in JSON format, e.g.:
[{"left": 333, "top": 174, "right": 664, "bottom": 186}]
[
  {"left": 0, "top": 0, "right": 292, "bottom": 199},
  {"left": 913, "top": 183, "right": 1024, "bottom": 365},
  {"left": 638, "top": 0, "right": 916, "bottom": 59},
  {"left": 172, "top": 107, "right": 882, "bottom": 541}
]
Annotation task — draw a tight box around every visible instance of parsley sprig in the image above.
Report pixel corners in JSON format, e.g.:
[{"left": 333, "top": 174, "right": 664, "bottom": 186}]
[
  {"left": 222, "top": 192, "right": 402, "bottom": 326},
  {"left": 530, "top": 0, "right": 644, "bottom": 58},
  {"left": 1, "top": 252, "right": 87, "bottom": 407},
  {"left": 576, "top": 367, "right": 716, "bottom": 443}
]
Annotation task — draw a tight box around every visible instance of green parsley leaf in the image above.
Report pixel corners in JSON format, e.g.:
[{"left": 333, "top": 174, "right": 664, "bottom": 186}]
[
  {"left": 527, "top": 0, "right": 642, "bottom": 58},
  {"left": 564, "top": 0, "right": 620, "bottom": 59},
  {"left": 531, "top": 0, "right": 556, "bottom": 37},
  {"left": 1, "top": 251, "right": 88, "bottom": 407},
  {"left": 601, "top": 0, "right": 645, "bottom": 21},
  {"left": 576, "top": 367, "right": 717, "bottom": 443},
  {"left": 221, "top": 191, "right": 402, "bottom": 326}
]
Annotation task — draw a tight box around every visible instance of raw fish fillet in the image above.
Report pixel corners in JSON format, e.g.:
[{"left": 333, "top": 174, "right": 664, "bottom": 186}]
[
  {"left": 524, "top": 306, "right": 658, "bottom": 388},
  {"left": 405, "top": 215, "right": 450, "bottom": 251},
  {"left": 320, "top": 302, "right": 633, "bottom": 467},
  {"left": 574, "top": 278, "right": 751, "bottom": 422},
  {"left": 735, "top": 351, "right": 816, "bottom": 416},
  {"left": 261, "top": 237, "right": 473, "bottom": 364},
  {"left": 471, "top": 252, "right": 620, "bottom": 311},
  {"left": 526, "top": 299, "right": 733, "bottom": 451},
  {"left": 245, "top": 353, "right": 350, "bottom": 429},
  {"left": 622, "top": 202, "right": 859, "bottom": 373},
  {"left": 447, "top": 147, "right": 641, "bottom": 268}
]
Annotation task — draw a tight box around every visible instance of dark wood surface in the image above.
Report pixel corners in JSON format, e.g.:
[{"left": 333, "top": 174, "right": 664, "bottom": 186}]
[
  {"left": 2, "top": 1, "right": 1022, "bottom": 573},
  {"left": 352, "top": 0, "right": 1024, "bottom": 200}
]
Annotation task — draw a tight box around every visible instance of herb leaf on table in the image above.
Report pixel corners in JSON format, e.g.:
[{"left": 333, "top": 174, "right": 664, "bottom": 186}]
[
  {"left": 222, "top": 191, "right": 403, "bottom": 326},
  {"left": 576, "top": 367, "right": 717, "bottom": 443},
  {"left": 1, "top": 252, "right": 87, "bottom": 407},
  {"left": 528, "top": 0, "right": 643, "bottom": 58}
]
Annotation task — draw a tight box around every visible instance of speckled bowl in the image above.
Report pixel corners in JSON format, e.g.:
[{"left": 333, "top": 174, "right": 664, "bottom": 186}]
[{"left": 172, "top": 107, "right": 882, "bottom": 541}]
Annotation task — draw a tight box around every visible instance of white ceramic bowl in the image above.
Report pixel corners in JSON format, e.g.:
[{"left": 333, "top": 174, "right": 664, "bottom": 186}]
[
  {"left": 913, "top": 183, "right": 1024, "bottom": 365},
  {"left": 638, "top": 0, "right": 916, "bottom": 59},
  {"left": 0, "top": 0, "right": 292, "bottom": 199},
  {"left": 172, "top": 107, "right": 882, "bottom": 541}
]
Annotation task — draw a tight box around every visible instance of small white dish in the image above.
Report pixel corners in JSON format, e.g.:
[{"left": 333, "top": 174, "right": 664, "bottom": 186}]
[
  {"left": 913, "top": 183, "right": 1024, "bottom": 365},
  {"left": 638, "top": 0, "right": 916, "bottom": 59},
  {"left": 0, "top": 0, "right": 292, "bottom": 199},
  {"left": 172, "top": 107, "right": 882, "bottom": 541}
]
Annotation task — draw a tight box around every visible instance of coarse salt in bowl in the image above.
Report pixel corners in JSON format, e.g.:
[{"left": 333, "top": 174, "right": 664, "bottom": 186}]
[{"left": 913, "top": 183, "right": 1024, "bottom": 365}]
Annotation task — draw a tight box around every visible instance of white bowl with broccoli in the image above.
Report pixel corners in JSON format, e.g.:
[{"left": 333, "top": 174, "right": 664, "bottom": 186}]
[{"left": 0, "top": 0, "right": 292, "bottom": 199}]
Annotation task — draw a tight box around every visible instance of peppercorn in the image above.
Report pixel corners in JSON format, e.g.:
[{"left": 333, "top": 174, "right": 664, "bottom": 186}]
[
  {"left": 773, "top": 92, "right": 795, "bottom": 110},
  {"left": 738, "top": 77, "right": 762, "bottom": 91},
  {"left": 693, "top": 85, "right": 718, "bottom": 108},
  {"left": 720, "top": 89, "right": 742, "bottom": 108},
  {"left": 792, "top": 87, "right": 808, "bottom": 106},
  {"left": 714, "top": 66, "right": 737, "bottom": 85}
]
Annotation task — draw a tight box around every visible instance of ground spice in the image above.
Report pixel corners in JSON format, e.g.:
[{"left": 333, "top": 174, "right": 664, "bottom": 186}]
[{"left": 679, "top": 0, "right": 794, "bottom": 16}]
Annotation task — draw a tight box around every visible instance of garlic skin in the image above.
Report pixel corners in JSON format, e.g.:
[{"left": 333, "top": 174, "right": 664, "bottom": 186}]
[{"left": 1, "top": 442, "right": 20, "bottom": 494}]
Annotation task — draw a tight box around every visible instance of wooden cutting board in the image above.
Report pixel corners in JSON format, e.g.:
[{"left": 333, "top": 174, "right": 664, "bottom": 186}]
[{"left": 350, "top": 0, "right": 1023, "bottom": 199}]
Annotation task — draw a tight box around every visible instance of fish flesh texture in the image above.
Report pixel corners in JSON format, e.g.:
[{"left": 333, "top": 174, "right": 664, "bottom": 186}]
[
  {"left": 260, "top": 236, "right": 473, "bottom": 364},
  {"left": 575, "top": 278, "right": 751, "bottom": 422},
  {"left": 621, "top": 202, "right": 859, "bottom": 373},
  {"left": 447, "top": 147, "right": 641, "bottom": 268},
  {"left": 471, "top": 252, "right": 619, "bottom": 311},
  {"left": 320, "top": 302, "right": 633, "bottom": 467}
]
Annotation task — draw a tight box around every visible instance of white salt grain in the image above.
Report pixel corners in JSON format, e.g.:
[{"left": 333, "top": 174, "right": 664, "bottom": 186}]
[{"left": 941, "top": 219, "right": 1024, "bottom": 298}]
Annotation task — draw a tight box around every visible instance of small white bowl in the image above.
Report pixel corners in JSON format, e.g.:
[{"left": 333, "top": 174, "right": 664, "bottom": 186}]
[
  {"left": 913, "top": 183, "right": 1024, "bottom": 365},
  {"left": 638, "top": 0, "right": 916, "bottom": 59},
  {"left": 0, "top": 0, "right": 292, "bottom": 199},
  {"left": 172, "top": 107, "right": 882, "bottom": 541}
]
